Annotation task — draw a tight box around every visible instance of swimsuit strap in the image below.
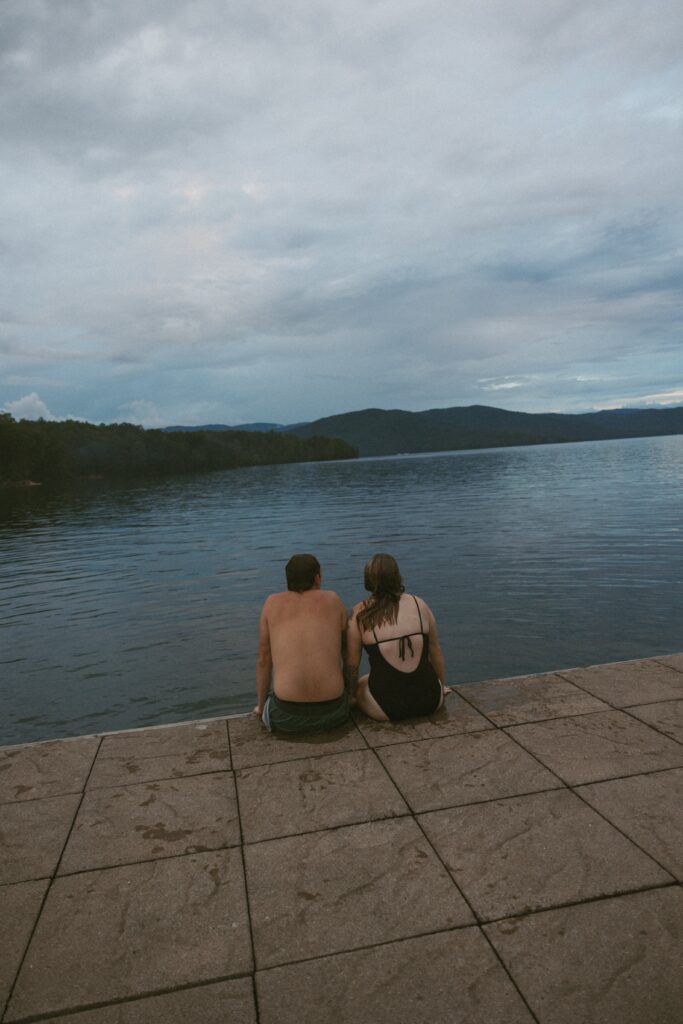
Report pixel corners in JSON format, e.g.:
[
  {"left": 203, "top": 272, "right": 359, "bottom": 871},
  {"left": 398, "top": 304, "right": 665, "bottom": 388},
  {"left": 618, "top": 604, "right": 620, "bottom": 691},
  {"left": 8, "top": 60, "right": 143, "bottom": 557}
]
[
  {"left": 371, "top": 596, "right": 425, "bottom": 645},
  {"left": 413, "top": 595, "right": 424, "bottom": 633}
]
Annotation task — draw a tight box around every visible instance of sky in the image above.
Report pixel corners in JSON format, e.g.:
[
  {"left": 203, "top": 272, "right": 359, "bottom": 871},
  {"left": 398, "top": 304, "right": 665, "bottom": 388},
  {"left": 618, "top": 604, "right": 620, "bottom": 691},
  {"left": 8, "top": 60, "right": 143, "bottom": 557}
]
[{"left": 1, "top": 0, "right": 682, "bottom": 428}]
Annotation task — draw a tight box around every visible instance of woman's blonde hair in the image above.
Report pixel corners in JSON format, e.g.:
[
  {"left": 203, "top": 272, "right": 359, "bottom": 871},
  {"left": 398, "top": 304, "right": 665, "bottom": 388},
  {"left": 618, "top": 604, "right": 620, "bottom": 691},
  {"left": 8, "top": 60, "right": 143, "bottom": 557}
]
[{"left": 356, "top": 553, "right": 404, "bottom": 632}]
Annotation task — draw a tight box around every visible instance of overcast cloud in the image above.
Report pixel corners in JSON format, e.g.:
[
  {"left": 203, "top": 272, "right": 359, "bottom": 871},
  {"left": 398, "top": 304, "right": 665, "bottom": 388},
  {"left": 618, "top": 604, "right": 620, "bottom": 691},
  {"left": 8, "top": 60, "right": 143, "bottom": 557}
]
[{"left": 1, "top": 0, "right": 682, "bottom": 426}]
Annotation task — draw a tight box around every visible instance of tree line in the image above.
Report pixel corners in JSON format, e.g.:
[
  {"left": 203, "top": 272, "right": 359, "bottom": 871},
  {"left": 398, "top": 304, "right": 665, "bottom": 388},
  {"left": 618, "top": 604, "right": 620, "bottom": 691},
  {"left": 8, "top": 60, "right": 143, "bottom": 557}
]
[{"left": 0, "top": 414, "right": 358, "bottom": 485}]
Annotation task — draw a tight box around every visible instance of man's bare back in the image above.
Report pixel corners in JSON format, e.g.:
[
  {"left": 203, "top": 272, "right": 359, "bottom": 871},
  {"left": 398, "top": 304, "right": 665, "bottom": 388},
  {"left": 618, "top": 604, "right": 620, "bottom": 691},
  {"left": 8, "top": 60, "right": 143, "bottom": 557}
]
[
  {"left": 255, "top": 555, "right": 348, "bottom": 729},
  {"left": 258, "top": 589, "right": 347, "bottom": 703}
]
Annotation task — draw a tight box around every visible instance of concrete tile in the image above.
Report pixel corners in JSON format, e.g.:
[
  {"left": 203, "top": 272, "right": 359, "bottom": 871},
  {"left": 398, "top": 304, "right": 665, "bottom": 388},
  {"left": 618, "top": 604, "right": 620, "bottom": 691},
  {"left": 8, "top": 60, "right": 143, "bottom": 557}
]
[
  {"left": 245, "top": 817, "right": 473, "bottom": 969},
  {"left": 656, "top": 653, "right": 683, "bottom": 673},
  {"left": 228, "top": 713, "right": 365, "bottom": 769},
  {"left": 0, "top": 793, "right": 81, "bottom": 884},
  {"left": 485, "top": 887, "right": 683, "bottom": 1024},
  {"left": 256, "top": 928, "right": 535, "bottom": 1024},
  {"left": 507, "top": 710, "right": 683, "bottom": 786},
  {"left": 0, "top": 880, "right": 49, "bottom": 1016},
  {"left": 577, "top": 768, "right": 683, "bottom": 880},
  {"left": 98, "top": 719, "right": 228, "bottom": 758},
  {"left": 419, "top": 789, "right": 671, "bottom": 922},
  {"left": 237, "top": 749, "right": 408, "bottom": 843},
  {"left": 88, "top": 720, "right": 230, "bottom": 788},
  {"left": 87, "top": 748, "right": 230, "bottom": 789},
  {"left": 36, "top": 979, "right": 257, "bottom": 1024},
  {"left": 6, "top": 849, "right": 252, "bottom": 1020},
  {"left": 376, "top": 730, "right": 561, "bottom": 813},
  {"left": 59, "top": 772, "right": 239, "bottom": 874},
  {"left": 455, "top": 672, "right": 609, "bottom": 726},
  {"left": 0, "top": 737, "right": 99, "bottom": 803},
  {"left": 627, "top": 699, "right": 683, "bottom": 744},
  {"left": 354, "top": 692, "right": 493, "bottom": 747},
  {"left": 558, "top": 658, "right": 683, "bottom": 707}
]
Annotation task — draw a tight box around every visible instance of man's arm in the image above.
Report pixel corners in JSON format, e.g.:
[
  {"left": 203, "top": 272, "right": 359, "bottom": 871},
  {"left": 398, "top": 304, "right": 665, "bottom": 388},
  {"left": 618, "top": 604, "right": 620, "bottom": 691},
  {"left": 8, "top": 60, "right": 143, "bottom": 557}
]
[
  {"left": 254, "top": 603, "right": 273, "bottom": 716},
  {"left": 343, "top": 604, "right": 363, "bottom": 704}
]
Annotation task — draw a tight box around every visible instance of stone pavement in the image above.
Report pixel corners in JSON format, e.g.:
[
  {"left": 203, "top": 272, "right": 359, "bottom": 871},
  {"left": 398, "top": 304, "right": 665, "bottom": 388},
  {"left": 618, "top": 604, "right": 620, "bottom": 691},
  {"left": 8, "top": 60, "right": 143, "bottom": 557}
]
[{"left": 2, "top": 653, "right": 683, "bottom": 1023}]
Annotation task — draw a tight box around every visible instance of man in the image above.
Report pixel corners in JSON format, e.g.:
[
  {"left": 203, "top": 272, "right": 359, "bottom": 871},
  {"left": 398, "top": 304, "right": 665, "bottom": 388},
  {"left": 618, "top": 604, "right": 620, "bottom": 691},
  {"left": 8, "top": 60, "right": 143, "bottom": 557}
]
[{"left": 255, "top": 553, "right": 351, "bottom": 734}]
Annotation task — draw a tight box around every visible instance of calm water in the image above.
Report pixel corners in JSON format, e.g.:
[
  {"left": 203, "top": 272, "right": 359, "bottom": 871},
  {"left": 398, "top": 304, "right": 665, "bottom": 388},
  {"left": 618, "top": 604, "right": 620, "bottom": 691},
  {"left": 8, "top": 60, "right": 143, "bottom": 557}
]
[{"left": 1, "top": 434, "right": 681, "bottom": 746}]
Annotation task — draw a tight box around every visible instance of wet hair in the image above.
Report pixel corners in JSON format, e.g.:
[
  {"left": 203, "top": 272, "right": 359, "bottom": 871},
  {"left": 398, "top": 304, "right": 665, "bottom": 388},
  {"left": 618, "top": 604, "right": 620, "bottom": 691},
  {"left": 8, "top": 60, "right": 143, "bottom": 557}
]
[
  {"left": 356, "top": 553, "right": 404, "bottom": 632},
  {"left": 285, "top": 553, "right": 321, "bottom": 593}
]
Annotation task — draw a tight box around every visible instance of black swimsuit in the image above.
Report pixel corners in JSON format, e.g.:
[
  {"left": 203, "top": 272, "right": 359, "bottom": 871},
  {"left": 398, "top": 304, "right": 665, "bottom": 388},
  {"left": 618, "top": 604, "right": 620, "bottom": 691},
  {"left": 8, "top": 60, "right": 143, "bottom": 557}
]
[{"left": 365, "top": 597, "right": 442, "bottom": 720}]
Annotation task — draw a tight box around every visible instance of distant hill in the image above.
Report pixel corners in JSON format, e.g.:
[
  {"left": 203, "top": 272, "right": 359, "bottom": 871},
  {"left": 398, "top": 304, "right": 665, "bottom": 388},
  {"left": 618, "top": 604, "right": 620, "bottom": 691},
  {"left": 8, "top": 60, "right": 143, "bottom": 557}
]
[
  {"left": 162, "top": 422, "right": 285, "bottom": 433},
  {"left": 284, "top": 404, "right": 683, "bottom": 456}
]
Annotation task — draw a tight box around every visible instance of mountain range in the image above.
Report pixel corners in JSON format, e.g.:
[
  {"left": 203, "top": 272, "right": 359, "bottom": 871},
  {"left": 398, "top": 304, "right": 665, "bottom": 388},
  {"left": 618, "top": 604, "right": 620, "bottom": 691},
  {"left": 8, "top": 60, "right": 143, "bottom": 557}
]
[{"left": 164, "top": 404, "right": 683, "bottom": 457}]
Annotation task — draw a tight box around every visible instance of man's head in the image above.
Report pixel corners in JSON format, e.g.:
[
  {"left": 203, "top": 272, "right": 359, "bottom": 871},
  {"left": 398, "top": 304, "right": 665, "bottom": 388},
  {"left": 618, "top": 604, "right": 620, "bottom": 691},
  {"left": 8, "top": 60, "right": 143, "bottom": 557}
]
[{"left": 285, "top": 553, "right": 321, "bottom": 592}]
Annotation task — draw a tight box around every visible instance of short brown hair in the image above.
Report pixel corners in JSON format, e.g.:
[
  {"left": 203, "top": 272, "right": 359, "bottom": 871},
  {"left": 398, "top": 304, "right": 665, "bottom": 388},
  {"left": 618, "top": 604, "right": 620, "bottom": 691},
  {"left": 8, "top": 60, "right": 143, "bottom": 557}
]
[{"left": 285, "top": 553, "right": 321, "bottom": 592}]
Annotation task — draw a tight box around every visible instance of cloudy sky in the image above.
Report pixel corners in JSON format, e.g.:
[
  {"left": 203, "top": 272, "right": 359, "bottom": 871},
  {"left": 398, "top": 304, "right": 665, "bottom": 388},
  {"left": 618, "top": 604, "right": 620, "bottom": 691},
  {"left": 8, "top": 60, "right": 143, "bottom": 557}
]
[{"left": 1, "top": 0, "right": 682, "bottom": 427}]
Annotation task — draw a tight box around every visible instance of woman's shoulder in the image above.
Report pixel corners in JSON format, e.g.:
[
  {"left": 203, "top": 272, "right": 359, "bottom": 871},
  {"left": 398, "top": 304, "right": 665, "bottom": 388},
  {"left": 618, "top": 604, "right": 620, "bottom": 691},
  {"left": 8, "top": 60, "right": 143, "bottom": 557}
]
[{"left": 406, "top": 593, "right": 432, "bottom": 616}]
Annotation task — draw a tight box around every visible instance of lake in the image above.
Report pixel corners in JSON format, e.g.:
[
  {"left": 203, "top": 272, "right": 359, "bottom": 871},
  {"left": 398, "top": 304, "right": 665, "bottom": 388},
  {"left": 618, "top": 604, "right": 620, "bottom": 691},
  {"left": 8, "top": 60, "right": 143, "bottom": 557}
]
[{"left": 1, "top": 434, "right": 681, "bottom": 746}]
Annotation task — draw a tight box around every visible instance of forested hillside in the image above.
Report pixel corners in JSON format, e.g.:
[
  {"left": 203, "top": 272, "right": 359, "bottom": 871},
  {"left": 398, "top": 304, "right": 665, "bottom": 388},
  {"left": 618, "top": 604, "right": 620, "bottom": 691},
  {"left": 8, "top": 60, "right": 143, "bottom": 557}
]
[
  {"left": 286, "top": 404, "right": 683, "bottom": 456},
  {"left": 0, "top": 415, "right": 357, "bottom": 485}
]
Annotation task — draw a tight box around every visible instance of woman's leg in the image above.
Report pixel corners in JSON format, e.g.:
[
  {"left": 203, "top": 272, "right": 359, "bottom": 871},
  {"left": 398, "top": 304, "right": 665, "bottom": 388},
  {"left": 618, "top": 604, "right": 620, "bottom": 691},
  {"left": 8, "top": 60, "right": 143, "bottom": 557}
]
[{"left": 356, "top": 674, "right": 390, "bottom": 722}]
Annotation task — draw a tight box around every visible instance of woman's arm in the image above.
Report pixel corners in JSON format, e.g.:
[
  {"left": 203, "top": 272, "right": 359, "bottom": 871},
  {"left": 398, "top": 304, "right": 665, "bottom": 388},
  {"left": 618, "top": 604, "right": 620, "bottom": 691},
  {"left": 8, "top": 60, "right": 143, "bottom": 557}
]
[
  {"left": 422, "top": 599, "right": 446, "bottom": 685},
  {"left": 343, "top": 605, "right": 364, "bottom": 703}
]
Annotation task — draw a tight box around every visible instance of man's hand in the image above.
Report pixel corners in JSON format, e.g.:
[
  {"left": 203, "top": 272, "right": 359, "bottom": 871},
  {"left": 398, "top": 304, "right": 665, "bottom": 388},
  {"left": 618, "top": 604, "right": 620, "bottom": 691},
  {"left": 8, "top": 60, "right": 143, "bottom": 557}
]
[{"left": 253, "top": 705, "right": 263, "bottom": 717}]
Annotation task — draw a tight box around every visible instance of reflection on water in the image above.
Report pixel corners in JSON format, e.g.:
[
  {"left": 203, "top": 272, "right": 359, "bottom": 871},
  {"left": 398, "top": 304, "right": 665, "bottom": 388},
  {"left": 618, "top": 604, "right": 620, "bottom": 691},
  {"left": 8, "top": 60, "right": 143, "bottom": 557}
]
[{"left": 1, "top": 434, "right": 682, "bottom": 745}]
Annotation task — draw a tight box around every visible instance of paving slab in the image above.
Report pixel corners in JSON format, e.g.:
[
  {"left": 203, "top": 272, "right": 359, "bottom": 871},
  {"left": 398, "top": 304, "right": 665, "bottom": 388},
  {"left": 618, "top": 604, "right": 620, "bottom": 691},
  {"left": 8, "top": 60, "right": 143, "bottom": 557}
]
[
  {"left": 245, "top": 816, "right": 473, "bottom": 969},
  {"left": 656, "top": 652, "right": 683, "bottom": 673},
  {"left": 88, "top": 720, "right": 230, "bottom": 788},
  {"left": 256, "top": 927, "right": 535, "bottom": 1024},
  {"left": 558, "top": 657, "right": 683, "bottom": 707},
  {"left": 419, "top": 788, "right": 671, "bottom": 921},
  {"left": 0, "top": 737, "right": 99, "bottom": 803},
  {"left": 455, "top": 672, "right": 609, "bottom": 726},
  {"left": 87, "top": 747, "right": 230, "bottom": 788},
  {"left": 354, "top": 692, "right": 493, "bottom": 747},
  {"left": 485, "top": 886, "right": 683, "bottom": 1024},
  {"left": 36, "top": 979, "right": 257, "bottom": 1024},
  {"left": 626, "top": 699, "right": 683, "bottom": 744},
  {"left": 6, "top": 849, "right": 252, "bottom": 1021},
  {"left": 577, "top": 768, "right": 683, "bottom": 880},
  {"left": 98, "top": 720, "right": 229, "bottom": 758},
  {"left": 59, "top": 771, "right": 240, "bottom": 874},
  {"left": 376, "top": 729, "right": 561, "bottom": 813},
  {"left": 228, "top": 713, "right": 366, "bottom": 769},
  {"left": 507, "top": 709, "right": 683, "bottom": 785},
  {"left": 0, "top": 879, "right": 49, "bottom": 1017},
  {"left": 0, "top": 793, "right": 80, "bottom": 884},
  {"left": 236, "top": 749, "right": 408, "bottom": 843}
]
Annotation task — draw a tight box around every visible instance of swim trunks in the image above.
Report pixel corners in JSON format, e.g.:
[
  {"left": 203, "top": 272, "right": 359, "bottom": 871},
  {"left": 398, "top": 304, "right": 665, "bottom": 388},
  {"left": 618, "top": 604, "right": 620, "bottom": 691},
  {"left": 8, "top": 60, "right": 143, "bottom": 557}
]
[{"left": 262, "top": 690, "right": 349, "bottom": 735}]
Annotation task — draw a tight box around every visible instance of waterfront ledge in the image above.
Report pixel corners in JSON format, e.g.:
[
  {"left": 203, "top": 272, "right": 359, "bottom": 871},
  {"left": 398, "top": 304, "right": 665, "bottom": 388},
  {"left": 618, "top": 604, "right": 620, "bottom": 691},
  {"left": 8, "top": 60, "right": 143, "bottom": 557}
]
[{"left": 1, "top": 653, "right": 683, "bottom": 1023}]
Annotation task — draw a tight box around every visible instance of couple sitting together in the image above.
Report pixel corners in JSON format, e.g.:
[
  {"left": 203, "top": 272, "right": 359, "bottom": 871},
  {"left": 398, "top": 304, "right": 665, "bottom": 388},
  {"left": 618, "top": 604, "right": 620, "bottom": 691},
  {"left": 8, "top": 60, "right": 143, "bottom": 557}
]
[{"left": 255, "top": 551, "right": 449, "bottom": 735}]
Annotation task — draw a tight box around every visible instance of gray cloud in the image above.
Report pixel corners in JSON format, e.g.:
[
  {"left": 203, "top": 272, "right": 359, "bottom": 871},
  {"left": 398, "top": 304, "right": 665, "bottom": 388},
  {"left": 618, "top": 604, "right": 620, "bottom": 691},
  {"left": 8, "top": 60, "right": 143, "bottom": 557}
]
[{"left": 1, "top": 0, "right": 682, "bottom": 425}]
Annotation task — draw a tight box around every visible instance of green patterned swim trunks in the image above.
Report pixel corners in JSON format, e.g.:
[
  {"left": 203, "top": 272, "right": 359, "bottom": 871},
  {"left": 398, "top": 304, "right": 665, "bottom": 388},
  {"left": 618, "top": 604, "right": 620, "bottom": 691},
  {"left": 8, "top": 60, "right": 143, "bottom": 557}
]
[{"left": 262, "top": 690, "right": 349, "bottom": 735}]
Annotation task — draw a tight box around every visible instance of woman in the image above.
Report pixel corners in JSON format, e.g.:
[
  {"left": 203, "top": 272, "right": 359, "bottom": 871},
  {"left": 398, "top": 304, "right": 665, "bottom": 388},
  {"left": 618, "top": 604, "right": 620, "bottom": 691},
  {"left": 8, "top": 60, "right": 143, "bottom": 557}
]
[{"left": 346, "top": 553, "right": 449, "bottom": 721}]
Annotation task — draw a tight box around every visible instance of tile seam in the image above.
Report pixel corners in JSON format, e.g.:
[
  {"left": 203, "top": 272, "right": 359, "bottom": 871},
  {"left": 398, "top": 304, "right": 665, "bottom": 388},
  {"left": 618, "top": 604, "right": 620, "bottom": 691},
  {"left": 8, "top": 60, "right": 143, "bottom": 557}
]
[{"left": 1, "top": 736, "right": 103, "bottom": 1024}]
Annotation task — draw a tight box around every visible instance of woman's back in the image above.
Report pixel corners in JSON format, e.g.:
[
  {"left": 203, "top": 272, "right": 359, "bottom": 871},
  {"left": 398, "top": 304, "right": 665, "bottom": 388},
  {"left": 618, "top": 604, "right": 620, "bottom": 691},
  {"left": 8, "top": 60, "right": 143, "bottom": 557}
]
[
  {"left": 360, "top": 593, "right": 429, "bottom": 675},
  {"left": 347, "top": 552, "right": 447, "bottom": 722}
]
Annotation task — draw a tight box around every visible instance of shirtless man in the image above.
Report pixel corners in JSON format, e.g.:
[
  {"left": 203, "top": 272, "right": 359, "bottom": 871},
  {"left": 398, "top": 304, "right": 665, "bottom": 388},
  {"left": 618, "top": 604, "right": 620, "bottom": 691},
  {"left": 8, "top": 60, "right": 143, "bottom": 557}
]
[{"left": 255, "top": 553, "right": 351, "bottom": 734}]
